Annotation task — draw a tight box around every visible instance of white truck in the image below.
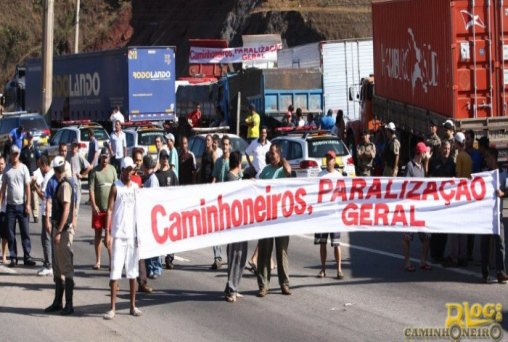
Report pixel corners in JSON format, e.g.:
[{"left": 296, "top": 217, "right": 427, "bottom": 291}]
[{"left": 277, "top": 38, "right": 373, "bottom": 122}]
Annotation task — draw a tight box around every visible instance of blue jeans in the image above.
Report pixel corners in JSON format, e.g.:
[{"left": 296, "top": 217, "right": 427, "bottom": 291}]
[
  {"left": 41, "top": 215, "right": 52, "bottom": 268},
  {"left": 6, "top": 204, "right": 31, "bottom": 261},
  {"left": 145, "top": 256, "right": 162, "bottom": 277}
]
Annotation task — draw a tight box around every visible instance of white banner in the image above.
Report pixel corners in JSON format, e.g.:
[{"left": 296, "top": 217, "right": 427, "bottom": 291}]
[
  {"left": 189, "top": 43, "right": 282, "bottom": 64},
  {"left": 135, "top": 171, "right": 500, "bottom": 259}
]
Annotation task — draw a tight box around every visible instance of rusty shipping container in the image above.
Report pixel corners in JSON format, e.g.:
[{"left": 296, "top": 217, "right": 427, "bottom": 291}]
[{"left": 372, "top": 0, "right": 508, "bottom": 146}]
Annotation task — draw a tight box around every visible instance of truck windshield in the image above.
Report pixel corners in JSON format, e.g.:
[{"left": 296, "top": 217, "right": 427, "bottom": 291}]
[{"left": 307, "top": 139, "right": 348, "bottom": 158}]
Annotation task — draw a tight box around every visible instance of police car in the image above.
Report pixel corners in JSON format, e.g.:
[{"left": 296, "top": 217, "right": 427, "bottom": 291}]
[
  {"left": 44, "top": 120, "right": 109, "bottom": 160},
  {"left": 271, "top": 128, "right": 356, "bottom": 178},
  {"left": 123, "top": 121, "right": 167, "bottom": 160}
]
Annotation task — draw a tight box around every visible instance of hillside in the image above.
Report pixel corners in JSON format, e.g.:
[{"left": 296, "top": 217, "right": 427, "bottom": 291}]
[{"left": 0, "top": 0, "right": 372, "bottom": 85}]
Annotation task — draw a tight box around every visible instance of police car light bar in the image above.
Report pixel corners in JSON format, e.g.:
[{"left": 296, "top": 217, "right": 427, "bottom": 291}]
[
  {"left": 121, "top": 121, "right": 153, "bottom": 126},
  {"left": 62, "top": 120, "right": 92, "bottom": 125},
  {"left": 192, "top": 126, "right": 230, "bottom": 134}
]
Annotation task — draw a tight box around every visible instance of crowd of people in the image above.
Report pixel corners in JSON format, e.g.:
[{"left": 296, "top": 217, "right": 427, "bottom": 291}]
[{"left": 0, "top": 105, "right": 506, "bottom": 320}]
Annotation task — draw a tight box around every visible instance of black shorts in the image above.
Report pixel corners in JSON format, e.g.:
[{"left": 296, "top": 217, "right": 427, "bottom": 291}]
[{"left": 314, "top": 232, "right": 341, "bottom": 246}]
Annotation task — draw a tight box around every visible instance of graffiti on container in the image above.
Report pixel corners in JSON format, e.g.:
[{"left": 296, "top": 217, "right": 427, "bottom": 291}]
[
  {"left": 381, "top": 28, "right": 438, "bottom": 96},
  {"left": 460, "top": 10, "right": 485, "bottom": 31}
]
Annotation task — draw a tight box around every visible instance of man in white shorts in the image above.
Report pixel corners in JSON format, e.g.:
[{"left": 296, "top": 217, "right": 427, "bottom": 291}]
[{"left": 103, "top": 157, "right": 141, "bottom": 320}]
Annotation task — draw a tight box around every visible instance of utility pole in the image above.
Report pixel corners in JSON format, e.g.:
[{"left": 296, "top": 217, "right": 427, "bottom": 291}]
[
  {"left": 41, "top": 0, "right": 54, "bottom": 120},
  {"left": 74, "top": 0, "right": 80, "bottom": 53}
]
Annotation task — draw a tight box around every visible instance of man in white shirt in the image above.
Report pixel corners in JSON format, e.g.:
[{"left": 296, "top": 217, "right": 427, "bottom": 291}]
[
  {"left": 315, "top": 150, "right": 344, "bottom": 280},
  {"left": 104, "top": 157, "right": 141, "bottom": 320},
  {"left": 109, "top": 106, "right": 125, "bottom": 123},
  {"left": 109, "top": 120, "right": 127, "bottom": 174},
  {"left": 34, "top": 156, "right": 54, "bottom": 276},
  {"left": 245, "top": 127, "right": 271, "bottom": 178}
]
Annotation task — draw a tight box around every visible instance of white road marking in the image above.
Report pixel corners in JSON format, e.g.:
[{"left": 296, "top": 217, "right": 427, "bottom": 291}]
[
  {"left": 174, "top": 255, "right": 190, "bottom": 262},
  {"left": 0, "top": 265, "right": 17, "bottom": 274},
  {"left": 296, "top": 234, "right": 481, "bottom": 278}
]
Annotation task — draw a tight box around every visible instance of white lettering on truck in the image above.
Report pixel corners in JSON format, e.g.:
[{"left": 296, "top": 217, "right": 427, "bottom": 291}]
[
  {"left": 381, "top": 28, "right": 438, "bottom": 95},
  {"left": 53, "top": 72, "right": 100, "bottom": 98}
]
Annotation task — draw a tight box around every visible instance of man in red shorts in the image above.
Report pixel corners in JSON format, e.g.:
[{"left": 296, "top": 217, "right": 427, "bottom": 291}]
[{"left": 89, "top": 148, "right": 117, "bottom": 270}]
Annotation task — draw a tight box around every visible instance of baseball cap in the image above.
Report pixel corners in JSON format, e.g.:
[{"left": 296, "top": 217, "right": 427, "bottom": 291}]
[
  {"left": 455, "top": 132, "right": 466, "bottom": 144},
  {"left": 159, "top": 149, "right": 169, "bottom": 159},
  {"left": 429, "top": 119, "right": 438, "bottom": 127},
  {"left": 51, "top": 156, "right": 65, "bottom": 168},
  {"left": 415, "top": 142, "right": 427, "bottom": 155},
  {"left": 71, "top": 139, "right": 80, "bottom": 146},
  {"left": 443, "top": 120, "right": 454, "bottom": 130},
  {"left": 385, "top": 122, "right": 396, "bottom": 131},
  {"left": 120, "top": 157, "right": 135, "bottom": 170},
  {"left": 325, "top": 150, "right": 336, "bottom": 159},
  {"left": 10, "top": 145, "right": 20, "bottom": 154},
  {"left": 165, "top": 133, "right": 175, "bottom": 142}
]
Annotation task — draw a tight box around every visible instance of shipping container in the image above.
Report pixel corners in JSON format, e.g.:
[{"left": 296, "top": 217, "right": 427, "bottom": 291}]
[
  {"left": 372, "top": 0, "right": 508, "bottom": 159},
  {"left": 25, "top": 46, "right": 176, "bottom": 123},
  {"left": 277, "top": 39, "right": 374, "bottom": 122}
]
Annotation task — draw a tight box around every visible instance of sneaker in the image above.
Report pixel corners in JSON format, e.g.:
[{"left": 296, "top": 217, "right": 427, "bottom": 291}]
[
  {"left": 225, "top": 293, "right": 237, "bottom": 303},
  {"left": 103, "top": 310, "right": 115, "bottom": 320},
  {"left": 139, "top": 284, "right": 153, "bottom": 293},
  {"left": 257, "top": 288, "right": 268, "bottom": 298},
  {"left": 497, "top": 272, "right": 508, "bottom": 284},
  {"left": 281, "top": 284, "right": 292, "bottom": 295},
  {"left": 24, "top": 258, "right": 36, "bottom": 266},
  {"left": 130, "top": 307, "right": 143, "bottom": 317},
  {"left": 210, "top": 259, "right": 222, "bottom": 270},
  {"left": 37, "top": 268, "right": 53, "bottom": 276}
]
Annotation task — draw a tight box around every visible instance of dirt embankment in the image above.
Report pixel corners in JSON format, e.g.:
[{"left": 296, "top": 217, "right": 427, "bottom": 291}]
[
  {"left": 96, "top": 0, "right": 372, "bottom": 77},
  {"left": 1, "top": 0, "right": 372, "bottom": 85}
]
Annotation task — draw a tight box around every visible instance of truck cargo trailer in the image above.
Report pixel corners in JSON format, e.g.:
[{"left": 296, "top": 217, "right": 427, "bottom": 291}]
[
  {"left": 277, "top": 39, "right": 374, "bottom": 122},
  {"left": 25, "top": 46, "right": 176, "bottom": 124},
  {"left": 372, "top": 0, "right": 508, "bottom": 161}
]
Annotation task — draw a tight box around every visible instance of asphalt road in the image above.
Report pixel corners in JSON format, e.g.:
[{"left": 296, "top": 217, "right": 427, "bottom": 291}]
[{"left": 0, "top": 203, "right": 507, "bottom": 342}]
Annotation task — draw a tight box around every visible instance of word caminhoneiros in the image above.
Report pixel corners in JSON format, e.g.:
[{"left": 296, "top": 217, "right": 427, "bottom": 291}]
[{"left": 151, "top": 177, "right": 487, "bottom": 244}]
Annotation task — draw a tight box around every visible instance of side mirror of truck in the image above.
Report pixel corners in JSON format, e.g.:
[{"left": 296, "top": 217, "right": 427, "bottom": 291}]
[{"left": 349, "top": 87, "right": 354, "bottom": 101}]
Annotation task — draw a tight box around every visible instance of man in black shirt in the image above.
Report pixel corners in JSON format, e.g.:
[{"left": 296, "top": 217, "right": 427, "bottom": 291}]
[
  {"left": 156, "top": 149, "right": 178, "bottom": 269},
  {"left": 20, "top": 132, "right": 40, "bottom": 223},
  {"left": 427, "top": 141, "right": 455, "bottom": 262}
]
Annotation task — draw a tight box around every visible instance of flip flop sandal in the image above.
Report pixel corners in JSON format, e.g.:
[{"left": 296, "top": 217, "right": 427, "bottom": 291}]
[{"left": 405, "top": 265, "right": 416, "bottom": 272}]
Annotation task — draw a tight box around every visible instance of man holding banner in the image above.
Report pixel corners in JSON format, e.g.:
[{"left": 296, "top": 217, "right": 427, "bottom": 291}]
[
  {"left": 315, "top": 151, "right": 344, "bottom": 279},
  {"left": 210, "top": 136, "right": 232, "bottom": 270},
  {"left": 257, "top": 144, "right": 292, "bottom": 297},
  {"left": 104, "top": 157, "right": 142, "bottom": 320},
  {"left": 224, "top": 151, "right": 247, "bottom": 303},
  {"left": 402, "top": 142, "right": 431, "bottom": 272}
]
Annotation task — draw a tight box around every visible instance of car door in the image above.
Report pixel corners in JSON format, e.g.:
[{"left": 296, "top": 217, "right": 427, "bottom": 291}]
[{"left": 124, "top": 131, "right": 136, "bottom": 157}]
